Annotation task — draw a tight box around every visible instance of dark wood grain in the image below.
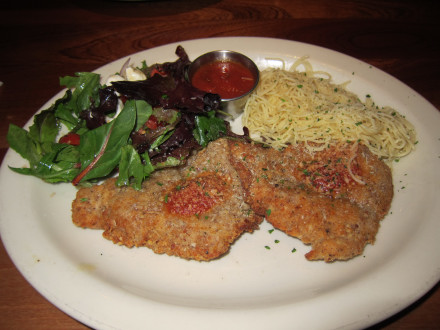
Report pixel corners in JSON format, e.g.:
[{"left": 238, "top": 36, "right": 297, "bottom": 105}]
[{"left": 1, "top": 0, "right": 439, "bottom": 329}]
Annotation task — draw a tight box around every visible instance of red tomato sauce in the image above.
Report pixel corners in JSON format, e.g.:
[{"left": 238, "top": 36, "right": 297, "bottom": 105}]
[
  {"left": 191, "top": 60, "right": 255, "bottom": 99},
  {"left": 293, "top": 145, "right": 362, "bottom": 196},
  {"left": 165, "top": 173, "right": 230, "bottom": 216}
]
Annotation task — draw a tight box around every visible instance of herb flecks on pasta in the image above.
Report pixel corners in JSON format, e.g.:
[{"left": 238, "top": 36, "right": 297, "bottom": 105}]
[{"left": 242, "top": 57, "right": 417, "bottom": 162}]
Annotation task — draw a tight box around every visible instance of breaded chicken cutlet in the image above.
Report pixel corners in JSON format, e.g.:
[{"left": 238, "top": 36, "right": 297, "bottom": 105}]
[
  {"left": 72, "top": 137, "right": 393, "bottom": 262},
  {"left": 228, "top": 139, "right": 393, "bottom": 262},
  {"left": 72, "top": 138, "right": 262, "bottom": 261}
]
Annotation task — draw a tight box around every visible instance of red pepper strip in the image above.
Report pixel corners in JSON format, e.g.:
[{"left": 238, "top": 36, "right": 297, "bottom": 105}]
[
  {"left": 72, "top": 126, "right": 113, "bottom": 186},
  {"left": 150, "top": 67, "right": 167, "bottom": 77},
  {"left": 145, "top": 115, "right": 158, "bottom": 130}
]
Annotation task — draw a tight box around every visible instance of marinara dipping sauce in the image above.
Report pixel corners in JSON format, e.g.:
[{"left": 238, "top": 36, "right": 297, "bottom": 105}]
[
  {"left": 191, "top": 60, "right": 256, "bottom": 100},
  {"left": 189, "top": 50, "right": 259, "bottom": 102},
  {"left": 188, "top": 50, "right": 259, "bottom": 117}
]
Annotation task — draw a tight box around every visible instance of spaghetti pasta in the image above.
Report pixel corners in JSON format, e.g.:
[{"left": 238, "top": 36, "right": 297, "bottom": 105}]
[{"left": 242, "top": 57, "right": 417, "bottom": 162}]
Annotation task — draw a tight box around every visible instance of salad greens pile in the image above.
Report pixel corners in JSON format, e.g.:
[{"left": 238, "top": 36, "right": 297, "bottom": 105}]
[{"left": 6, "top": 46, "right": 231, "bottom": 190}]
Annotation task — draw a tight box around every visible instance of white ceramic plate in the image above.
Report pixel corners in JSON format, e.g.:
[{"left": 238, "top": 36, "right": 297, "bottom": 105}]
[{"left": 1, "top": 37, "right": 439, "bottom": 330}]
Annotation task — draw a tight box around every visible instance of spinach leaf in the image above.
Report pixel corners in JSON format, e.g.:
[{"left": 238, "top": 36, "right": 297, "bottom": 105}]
[
  {"left": 28, "top": 108, "right": 60, "bottom": 154},
  {"left": 59, "top": 72, "right": 101, "bottom": 116},
  {"left": 77, "top": 100, "right": 137, "bottom": 182},
  {"left": 117, "top": 143, "right": 156, "bottom": 190},
  {"left": 9, "top": 143, "right": 80, "bottom": 183},
  {"left": 51, "top": 90, "right": 79, "bottom": 130},
  {"left": 116, "top": 145, "right": 145, "bottom": 190},
  {"left": 193, "top": 111, "right": 227, "bottom": 147},
  {"left": 141, "top": 152, "right": 155, "bottom": 177},
  {"left": 6, "top": 89, "right": 84, "bottom": 183},
  {"left": 149, "top": 128, "right": 174, "bottom": 151},
  {"left": 6, "top": 124, "right": 41, "bottom": 166},
  {"left": 135, "top": 100, "right": 153, "bottom": 131}
]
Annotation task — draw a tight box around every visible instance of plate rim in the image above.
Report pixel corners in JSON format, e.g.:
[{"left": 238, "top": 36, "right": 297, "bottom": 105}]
[{"left": 1, "top": 36, "right": 439, "bottom": 330}]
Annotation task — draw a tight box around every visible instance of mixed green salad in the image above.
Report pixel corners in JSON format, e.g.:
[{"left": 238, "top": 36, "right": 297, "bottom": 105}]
[{"left": 6, "top": 46, "right": 235, "bottom": 190}]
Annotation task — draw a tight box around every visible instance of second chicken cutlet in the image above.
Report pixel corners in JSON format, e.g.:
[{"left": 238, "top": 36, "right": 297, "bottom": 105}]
[
  {"left": 72, "top": 138, "right": 262, "bottom": 261},
  {"left": 228, "top": 139, "right": 393, "bottom": 262}
]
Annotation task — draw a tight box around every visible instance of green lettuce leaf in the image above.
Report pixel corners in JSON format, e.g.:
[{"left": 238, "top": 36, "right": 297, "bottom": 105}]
[
  {"left": 59, "top": 72, "right": 101, "bottom": 116},
  {"left": 193, "top": 110, "right": 227, "bottom": 147}
]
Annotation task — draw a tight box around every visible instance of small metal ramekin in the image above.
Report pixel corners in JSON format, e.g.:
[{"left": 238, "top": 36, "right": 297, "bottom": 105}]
[{"left": 188, "top": 50, "right": 259, "bottom": 119}]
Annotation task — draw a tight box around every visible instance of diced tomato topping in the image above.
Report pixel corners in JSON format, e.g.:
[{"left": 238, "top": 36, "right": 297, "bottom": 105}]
[
  {"left": 59, "top": 132, "right": 80, "bottom": 146},
  {"left": 145, "top": 115, "right": 159, "bottom": 130},
  {"left": 165, "top": 174, "right": 230, "bottom": 216}
]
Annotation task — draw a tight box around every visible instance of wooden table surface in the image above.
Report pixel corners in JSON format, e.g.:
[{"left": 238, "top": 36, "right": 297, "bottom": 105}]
[{"left": 1, "top": 0, "right": 439, "bottom": 329}]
